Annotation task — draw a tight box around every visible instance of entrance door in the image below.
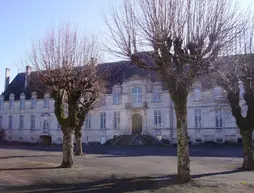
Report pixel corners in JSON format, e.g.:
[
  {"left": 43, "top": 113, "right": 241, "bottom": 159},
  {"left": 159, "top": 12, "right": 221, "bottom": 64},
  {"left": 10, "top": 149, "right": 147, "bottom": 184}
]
[{"left": 132, "top": 114, "right": 142, "bottom": 134}]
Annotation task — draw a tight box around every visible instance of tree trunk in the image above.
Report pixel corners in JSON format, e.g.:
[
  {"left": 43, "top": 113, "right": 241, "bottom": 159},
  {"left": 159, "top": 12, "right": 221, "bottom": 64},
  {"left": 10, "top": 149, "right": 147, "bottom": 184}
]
[
  {"left": 61, "top": 132, "right": 74, "bottom": 168},
  {"left": 241, "top": 129, "right": 254, "bottom": 170},
  {"left": 75, "top": 135, "right": 83, "bottom": 156},
  {"left": 174, "top": 102, "right": 191, "bottom": 182}
]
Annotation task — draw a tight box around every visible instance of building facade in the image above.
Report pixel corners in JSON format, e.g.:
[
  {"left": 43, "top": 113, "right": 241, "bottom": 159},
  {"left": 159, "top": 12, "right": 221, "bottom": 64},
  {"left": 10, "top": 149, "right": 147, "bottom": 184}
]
[{"left": 0, "top": 61, "right": 248, "bottom": 145}]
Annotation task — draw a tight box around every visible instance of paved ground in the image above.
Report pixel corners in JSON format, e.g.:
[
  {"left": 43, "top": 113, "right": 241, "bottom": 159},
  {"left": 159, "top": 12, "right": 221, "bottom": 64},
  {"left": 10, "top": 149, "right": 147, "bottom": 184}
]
[{"left": 0, "top": 144, "right": 254, "bottom": 193}]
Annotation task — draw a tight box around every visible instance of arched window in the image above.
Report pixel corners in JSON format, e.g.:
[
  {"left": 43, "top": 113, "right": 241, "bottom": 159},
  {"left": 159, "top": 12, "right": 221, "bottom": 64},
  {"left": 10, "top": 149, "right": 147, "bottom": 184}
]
[
  {"left": 31, "top": 92, "right": 37, "bottom": 109},
  {"left": 9, "top": 93, "right": 14, "bottom": 109},
  {"left": 20, "top": 93, "right": 25, "bottom": 109},
  {"left": 0, "top": 95, "right": 3, "bottom": 110},
  {"left": 43, "top": 120, "right": 49, "bottom": 133},
  {"left": 194, "top": 89, "right": 202, "bottom": 101},
  {"left": 112, "top": 85, "right": 121, "bottom": 105},
  {"left": 44, "top": 93, "right": 50, "bottom": 108}
]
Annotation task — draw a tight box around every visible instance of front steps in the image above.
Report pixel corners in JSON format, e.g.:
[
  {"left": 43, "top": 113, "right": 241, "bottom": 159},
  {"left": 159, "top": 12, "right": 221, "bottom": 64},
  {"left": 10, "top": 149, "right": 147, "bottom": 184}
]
[{"left": 103, "top": 134, "right": 164, "bottom": 146}]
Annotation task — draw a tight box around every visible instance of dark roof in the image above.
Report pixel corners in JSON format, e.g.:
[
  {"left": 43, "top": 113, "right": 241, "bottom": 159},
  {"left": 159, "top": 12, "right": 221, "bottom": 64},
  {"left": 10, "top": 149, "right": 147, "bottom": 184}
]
[{"left": 2, "top": 58, "right": 157, "bottom": 101}]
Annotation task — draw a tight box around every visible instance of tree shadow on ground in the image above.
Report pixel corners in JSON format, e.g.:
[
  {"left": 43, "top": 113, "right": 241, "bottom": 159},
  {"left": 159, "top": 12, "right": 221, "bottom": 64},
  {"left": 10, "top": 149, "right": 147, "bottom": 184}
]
[
  {"left": 3, "top": 168, "right": 245, "bottom": 193},
  {"left": 0, "top": 166, "right": 60, "bottom": 171},
  {"left": 0, "top": 144, "right": 243, "bottom": 158},
  {"left": 0, "top": 155, "right": 58, "bottom": 159}
]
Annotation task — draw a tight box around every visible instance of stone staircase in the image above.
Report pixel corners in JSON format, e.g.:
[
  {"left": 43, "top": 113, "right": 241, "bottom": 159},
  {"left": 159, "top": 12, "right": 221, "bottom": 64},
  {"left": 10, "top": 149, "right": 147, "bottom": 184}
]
[{"left": 103, "top": 134, "right": 164, "bottom": 146}]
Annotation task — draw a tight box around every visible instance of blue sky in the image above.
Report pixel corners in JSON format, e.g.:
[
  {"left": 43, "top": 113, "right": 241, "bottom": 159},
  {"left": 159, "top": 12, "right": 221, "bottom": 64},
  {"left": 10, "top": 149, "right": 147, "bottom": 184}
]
[{"left": 0, "top": 0, "right": 253, "bottom": 92}]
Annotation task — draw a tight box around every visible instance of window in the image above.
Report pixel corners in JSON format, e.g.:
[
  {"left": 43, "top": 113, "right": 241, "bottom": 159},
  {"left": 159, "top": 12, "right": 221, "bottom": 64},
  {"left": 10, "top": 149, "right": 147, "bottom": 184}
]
[
  {"left": 194, "top": 89, "right": 202, "bottom": 101},
  {"left": 20, "top": 98, "right": 25, "bottom": 109},
  {"left": 100, "top": 112, "right": 106, "bottom": 129},
  {"left": 194, "top": 109, "right": 202, "bottom": 128},
  {"left": 9, "top": 98, "right": 14, "bottom": 109},
  {"left": 19, "top": 115, "right": 24, "bottom": 129},
  {"left": 113, "top": 93, "right": 121, "bottom": 105},
  {"left": 0, "top": 116, "right": 2, "bottom": 128},
  {"left": 43, "top": 120, "right": 49, "bottom": 132},
  {"left": 85, "top": 114, "right": 91, "bottom": 129},
  {"left": 132, "top": 87, "right": 142, "bottom": 103},
  {"left": 153, "top": 90, "right": 161, "bottom": 103},
  {"left": 239, "top": 81, "right": 244, "bottom": 99},
  {"left": 0, "top": 99, "right": 3, "bottom": 109},
  {"left": 214, "top": 87, "right": 222, "bottom": 100},
  {"left": 31, "top": 115, "right": 35, "bottom": 129},
  {"left": 31, "top": 97, "right": 36, "bottom": 109},
  {"left": 154, "top": 110, "right": 162, "bottom": 127},
  {"left": 215, "top": 109, "right": 223, "bottom": 128},
  {"left": 113, "top": 112, "right": 120, "bottom": 129},
  {"left": 44, "top": 97, "right": 49, "bottom": 108},
  {"left": 8, "top": 115, "right": 13, "bottom": 129}
]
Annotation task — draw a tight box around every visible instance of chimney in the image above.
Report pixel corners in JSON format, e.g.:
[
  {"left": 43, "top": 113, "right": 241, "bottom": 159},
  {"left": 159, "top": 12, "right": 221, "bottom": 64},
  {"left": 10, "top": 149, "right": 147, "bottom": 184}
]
[
  {"left": 4, "top": 68, "right": 10, "bottom": 91},
  {"left": 25, "top": 66, "right": 32, "bottom": 87},
  {"left": 90, "top": 57, "right": 97, "bottom": 66}
]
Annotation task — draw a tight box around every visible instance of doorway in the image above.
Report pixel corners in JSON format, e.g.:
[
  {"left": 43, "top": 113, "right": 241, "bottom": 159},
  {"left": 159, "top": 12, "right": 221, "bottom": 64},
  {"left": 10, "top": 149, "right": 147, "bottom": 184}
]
[{"left": 132, "top": 114, "right": 142, "bottom": 134}]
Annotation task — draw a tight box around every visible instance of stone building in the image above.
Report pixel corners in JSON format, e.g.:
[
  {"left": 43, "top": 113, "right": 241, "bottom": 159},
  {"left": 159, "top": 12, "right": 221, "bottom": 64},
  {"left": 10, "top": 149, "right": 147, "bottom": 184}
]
[{"left": 0, "top": 59, "right": 246, "bottom": 145}]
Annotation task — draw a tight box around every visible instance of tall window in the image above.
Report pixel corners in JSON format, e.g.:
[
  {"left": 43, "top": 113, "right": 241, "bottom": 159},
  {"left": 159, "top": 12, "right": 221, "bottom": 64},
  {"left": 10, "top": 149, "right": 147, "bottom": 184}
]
[
  {"left": 19, "top": 115, "right": 24, "bottom": 129},
  {"left": 113, "top": 112, "right": 120, "bottom": 129},
  {"left": 31, "top": 97, "right": 36, "bottom": 109},
  {"left": 215, "top": 109, "right": 223, "bottom": 128},
  {"left": 113, "top": 93, "right": 121, "bottom": 105},
  {"left": 44, "top": 97, "right": 49, "bottom": 108},
  {"left": 9, "top": 98, "right": 14, "bottom": 109},
  {"left": 194, "top": 89, "right": 202, "bottom": 101},
  {"left": 195, "top": 109, "right": 202, "bottom": 128},
  {"left": 0, "top": 116, "right": 2, "bottom": 128},
  {"left": 214, "top": 87, "right": 222, "bottom": 100},
  {"left": 132, "top": 87, "right": 142, "bottom": 103},
  {"left": 31, "top": 115, "right": 35, "bottom": 129},
  {"left": 43, "top": 120, "right": 49, "bottom": 132},
  {"left": 153, "top": 90, "right": 161, "bottom": 103},
  {"left": 100, "top": 112, "right": 106, "bottom": 129},
  {"left": 239, "top": 81, "right": 244, "bottom": 99},
  {"left": 85, "top": 114, "right": 91, "bottom": 129},
  {"left": 0, "top": 98, "right": 3, "bottom": 109},
  {"left": 20, "top": 98, "right": 25, "bottom": 109},
  {"left": 154, "top": 110, "right": 162, "bottom": 127},
  {"left": 8, "top": 115, "right": 13, "bottom": 129}
]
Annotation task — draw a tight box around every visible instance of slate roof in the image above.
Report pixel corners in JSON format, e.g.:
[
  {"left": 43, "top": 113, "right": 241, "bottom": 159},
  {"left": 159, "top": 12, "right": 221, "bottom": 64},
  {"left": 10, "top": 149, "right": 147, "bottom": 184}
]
[{"left": 2, "top": 58, "right": 157, "bottom": 101}]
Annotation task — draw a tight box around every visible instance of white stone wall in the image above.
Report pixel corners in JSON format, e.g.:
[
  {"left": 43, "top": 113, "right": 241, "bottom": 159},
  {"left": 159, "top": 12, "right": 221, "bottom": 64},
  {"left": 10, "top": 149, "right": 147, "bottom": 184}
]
[{"left": 0, "top": 75, "right": 250, "bottom": 145}]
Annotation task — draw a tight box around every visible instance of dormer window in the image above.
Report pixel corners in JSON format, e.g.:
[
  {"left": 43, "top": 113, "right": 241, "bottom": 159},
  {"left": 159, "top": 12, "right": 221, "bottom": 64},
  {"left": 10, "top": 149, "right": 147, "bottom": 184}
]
[
  {"left": 0, "top": 95, "right": 3, "bottom": 110},
  {"left": 239, "top": 81, "right": 244, "bottom": 99},
  {"left": 113, "top": 93, "right": 121, "bottom": 105},
  {"left": 132, "top": 87, "right": 142, "bottom": 103},
  {"left": 153, "top": 90, "right": 161, "bottom": 103},
  {"left": 31, "top": 92, "right": 37, "bottom": 109},
  {"left": 9, "top": 93, "right": 14, "bottom": 109},
  {"left": 44, "top": 94, "right": 50, "bottom": 108},
  {"left": 194, "top": 88, "right": 202, "bottom": 101},
  {"left": 213, "top": 87, "right": 222, "bottom": 100},
  {"left": 20, "top": 93, "right": 25, "bottom": 109},
  {"left": 112, "top": 85, "right": 121, "bottom": 105}
]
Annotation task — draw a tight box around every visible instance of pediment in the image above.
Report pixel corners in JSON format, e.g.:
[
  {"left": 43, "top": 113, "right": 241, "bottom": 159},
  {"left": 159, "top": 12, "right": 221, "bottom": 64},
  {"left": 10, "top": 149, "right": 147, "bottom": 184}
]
[{"left": 125, "top": 75, "right": 146, "bottom": 82}]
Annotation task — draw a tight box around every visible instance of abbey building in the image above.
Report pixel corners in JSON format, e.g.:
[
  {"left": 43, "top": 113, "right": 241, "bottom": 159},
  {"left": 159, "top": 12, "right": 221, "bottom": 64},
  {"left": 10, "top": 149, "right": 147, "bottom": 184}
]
[{"left": 0, "top": 60, "right": 245, "bottom": 145}]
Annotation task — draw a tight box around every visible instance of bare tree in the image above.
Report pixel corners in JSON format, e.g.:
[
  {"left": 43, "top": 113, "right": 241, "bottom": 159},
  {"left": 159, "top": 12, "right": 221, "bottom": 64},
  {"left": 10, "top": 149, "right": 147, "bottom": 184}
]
[
  {"left": 216, "top": 24, "right": 254, "bottom": 170},
  {"left": 75, "top": 91, "right": 100, "bottom": 156},
  {"left": 28, "top": 23, "right": 104, "bottom": 168},
  {"left": 104, "top": 0, "right": 248, "bottom": 181}
]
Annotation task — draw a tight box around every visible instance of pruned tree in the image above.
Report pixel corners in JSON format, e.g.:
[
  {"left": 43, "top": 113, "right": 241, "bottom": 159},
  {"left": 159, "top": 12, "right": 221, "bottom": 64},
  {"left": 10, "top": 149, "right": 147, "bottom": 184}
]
[
  {"left": 75, "top": 91, "right": 100, "bottom": 156},
  {"left": 104, "top": 0, "right": 248, "bottom": 181},
  {"left": 216, "top": 24, "right": 254, "bottom": 170},
  {"left": 27, "top": 23, "right": 104, "bottom": 168}
]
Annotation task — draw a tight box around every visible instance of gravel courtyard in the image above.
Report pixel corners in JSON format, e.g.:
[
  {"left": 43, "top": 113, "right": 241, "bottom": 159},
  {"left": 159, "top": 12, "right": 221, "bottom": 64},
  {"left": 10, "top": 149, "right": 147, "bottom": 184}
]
[{"left": 0, "top": 144, "right": 254, "bottom": 193}]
